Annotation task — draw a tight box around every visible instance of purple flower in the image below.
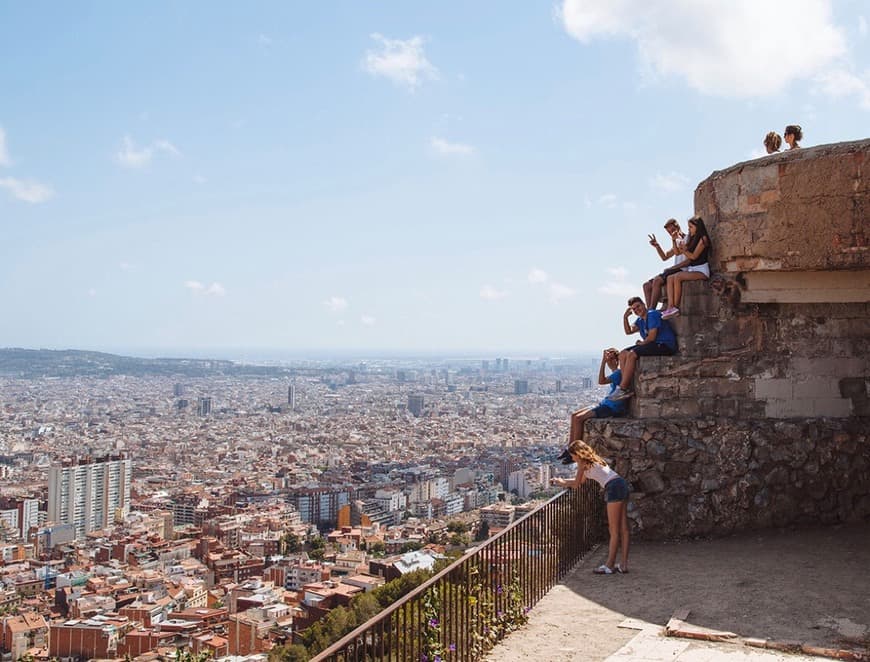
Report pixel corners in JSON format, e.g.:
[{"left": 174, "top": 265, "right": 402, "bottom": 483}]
[
  {"left": 428, "top": 617, "right": 439, "bottom": 628},
  {"left": 496, "top": 584, "right": 503, "bottom": 594},
  {"left": 448, "top": 643, "right": 456, "bottom": 652},
  {"left": 497, "top": 611, "right": 503, "bottom": 619},
  {"left": 420, "top": 656, "right": 428, "bottom": 662},
  {"left": 434, "top": 657, "right": 442, "bottom": 662},
  {"left": 523, "top": 606, "right": 531, "bottom": 614}
]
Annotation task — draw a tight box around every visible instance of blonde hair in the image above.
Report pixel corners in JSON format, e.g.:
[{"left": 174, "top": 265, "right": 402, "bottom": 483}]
[{"left": 566, "top": 440, "right": 605, "bottom": 466}]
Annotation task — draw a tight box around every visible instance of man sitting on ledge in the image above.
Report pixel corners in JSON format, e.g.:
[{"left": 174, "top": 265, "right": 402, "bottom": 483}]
[{"left": 610, "top": 296, "right": 678, "bottom": 401}]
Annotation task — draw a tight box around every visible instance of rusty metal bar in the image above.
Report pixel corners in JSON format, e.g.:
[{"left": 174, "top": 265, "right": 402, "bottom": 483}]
[{"left": 312, "top": 484, "right": 603, "bottom": 661}]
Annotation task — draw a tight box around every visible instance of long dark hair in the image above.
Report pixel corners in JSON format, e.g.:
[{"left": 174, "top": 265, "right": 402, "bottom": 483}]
[{"left": 686, "top": 216, "right": 710, "bottom": 252}]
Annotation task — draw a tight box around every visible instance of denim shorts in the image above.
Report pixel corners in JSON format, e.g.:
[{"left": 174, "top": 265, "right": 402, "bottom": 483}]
[
  {"left": 592, "top": 404, "right": 621, "bottom": 418},
  {"left": 604, "top": 476, "right": 630, "bottom": 502}
]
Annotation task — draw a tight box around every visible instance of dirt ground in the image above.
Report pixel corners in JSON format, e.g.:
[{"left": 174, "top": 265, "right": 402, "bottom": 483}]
[{"left": 485, "top": 523, "right": 870, "bottom": 661}]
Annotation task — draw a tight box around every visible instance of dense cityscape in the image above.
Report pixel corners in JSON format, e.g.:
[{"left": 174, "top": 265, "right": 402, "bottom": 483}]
[{"left": 0, "top": 352, "right": 604, "bottom": 660}]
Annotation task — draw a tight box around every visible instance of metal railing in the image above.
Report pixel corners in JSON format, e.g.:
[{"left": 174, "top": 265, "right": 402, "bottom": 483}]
[{"left": 310, "top": 485, "right": 605, "bottom": 661}]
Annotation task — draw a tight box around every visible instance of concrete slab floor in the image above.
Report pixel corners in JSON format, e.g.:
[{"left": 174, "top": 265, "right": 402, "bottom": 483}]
[{"left": 484, "top": 523, "right": 869, "bottom": 661}]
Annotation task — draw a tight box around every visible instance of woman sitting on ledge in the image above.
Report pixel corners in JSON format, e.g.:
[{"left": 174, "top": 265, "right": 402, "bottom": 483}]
[{"left": 661, "top": 216, "right": 712, "bottom": 319}]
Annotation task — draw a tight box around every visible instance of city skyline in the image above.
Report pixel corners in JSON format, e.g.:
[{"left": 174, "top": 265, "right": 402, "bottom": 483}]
[{"left": 2, "top": 2, "right": 869, "bottom": 356}]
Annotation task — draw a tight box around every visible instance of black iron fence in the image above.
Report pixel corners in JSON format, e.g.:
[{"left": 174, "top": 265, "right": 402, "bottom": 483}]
[{"left": 311, "top": 485, "right": 606, "bottom": 661}]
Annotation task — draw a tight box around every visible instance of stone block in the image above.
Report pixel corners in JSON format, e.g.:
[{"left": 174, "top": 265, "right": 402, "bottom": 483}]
[
  {"left": 793, "top": 377, "right": 841, "bottom": 399},
  {"left": 764, "top": 398, "right": 807, "bottom": 418},
  {"left": 792, "top": 357, "right": 867, "bottom": 379},
  {"left": 660, "top": 399, "right": 701, "bottom": 417},
  {"left": 809, "top": 398, "right": 853, "bottom": 417},
  {"left": 753, "top": 378, "right": 793, "bottom": 399},
  {"left": 637, "top": 469, "right": 665, "bottom": 493},
  {"left": 632, "top": 400, "right": 662, "bottom": 418}
]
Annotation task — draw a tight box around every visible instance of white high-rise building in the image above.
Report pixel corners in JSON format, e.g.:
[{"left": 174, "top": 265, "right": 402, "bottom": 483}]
[{"left": 47, "top": 456, "right": 132, "bottom": 539}]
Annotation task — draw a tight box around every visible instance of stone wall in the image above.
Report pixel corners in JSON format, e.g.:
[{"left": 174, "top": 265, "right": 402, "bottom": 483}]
[
  {"left": 587, "top": 139, "right": 870, "bottom": 539},
  {"left": 586, "top": 417, "right": 869, "bottom": 540}
]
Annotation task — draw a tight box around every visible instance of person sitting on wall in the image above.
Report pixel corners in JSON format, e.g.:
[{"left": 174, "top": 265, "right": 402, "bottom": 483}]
[
  {"left": 764, "top": 131, "right": 782, "bottom": 154},
  {"left": 660, "top": 216, "right": 713, "bottom": 319},
  {"left": 567, "top": 347, "right": 627, "bottom": 444},
  {"left": 643, "top": 218, "right": 686, "bottom": 310},
  {"left": 609, "top": 297, "right": 678, "bottom": 401},
  {"left": 784, "top": 125, "right": 803, "bottom": 149}
]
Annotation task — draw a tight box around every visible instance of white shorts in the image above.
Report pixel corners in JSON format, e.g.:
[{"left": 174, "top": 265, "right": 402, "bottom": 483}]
[{"left": 686, "top": 263, "right": 710, "bottom": 277}]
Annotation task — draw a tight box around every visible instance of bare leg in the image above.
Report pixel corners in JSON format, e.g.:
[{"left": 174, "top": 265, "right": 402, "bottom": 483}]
[
  {"left": 620, "top": 502, "right": 630, "bottom": 569},
  {"left": 617, "top": 350, "right": 637, "bottom": 388},
  {"left": 570, "top": 407, "right": 596, "bottom": 442},
  {"left": 671, "top": 271, "right": 707, "bottom": 309},
  {"left": 649, "top": 276, "right": 664, "bottom": 309},
  {"left": 605, "top": 501, "right": 623, "bottom": 568},
  {"left": 643, "top": 279, "right": 653, "bottom": 308}
]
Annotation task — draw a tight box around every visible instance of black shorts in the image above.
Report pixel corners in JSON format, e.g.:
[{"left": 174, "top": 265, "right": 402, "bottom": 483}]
[{"left": 624, "top": 342, "right": 676, "bottom": 357}]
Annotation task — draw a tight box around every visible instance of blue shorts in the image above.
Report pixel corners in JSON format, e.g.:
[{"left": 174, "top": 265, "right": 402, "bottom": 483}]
[
  {"left": 604, "top": 476, "right": 630, "bottom": 502},
  {"left": 592, "top": 404, "right": 622, "bottom": 418}
]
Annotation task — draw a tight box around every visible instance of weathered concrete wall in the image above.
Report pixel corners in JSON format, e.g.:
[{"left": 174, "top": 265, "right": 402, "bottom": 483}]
[
  {"left": 586, "top": 417, "right": 869, "bottom": 540},
  {"left": 629, "top": 284, "right": 869, "bottom": 419},
  {"left": 696, "top": 138, "right": 868, "bottom": 277},
  {"left": 598, "top": 140, "right": 870, "bottom": 539}
]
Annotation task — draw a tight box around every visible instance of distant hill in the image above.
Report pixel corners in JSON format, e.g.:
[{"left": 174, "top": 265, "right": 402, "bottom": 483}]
[{"left": 0, "top": 348, "right": 291, "bottom": 378}]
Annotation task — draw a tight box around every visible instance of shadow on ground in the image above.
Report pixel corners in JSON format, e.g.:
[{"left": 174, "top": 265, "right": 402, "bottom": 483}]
[{"left": 486, "top": 523, "right": 870, "bottom": 661}]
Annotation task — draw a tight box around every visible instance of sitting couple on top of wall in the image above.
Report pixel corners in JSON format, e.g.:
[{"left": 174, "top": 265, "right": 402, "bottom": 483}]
[{"left": 643, "top": 216, "right": 712, "bottom": 319}]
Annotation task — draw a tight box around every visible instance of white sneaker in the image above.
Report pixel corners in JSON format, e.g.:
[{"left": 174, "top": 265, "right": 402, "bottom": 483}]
[{"left": 608, "top": 387, "right": 634, "bottom": 402}]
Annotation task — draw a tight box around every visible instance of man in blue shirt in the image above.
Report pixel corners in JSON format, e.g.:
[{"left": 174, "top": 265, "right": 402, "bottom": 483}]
[{"left": 610, "top": 296, "right": 678, "bottom": 401}]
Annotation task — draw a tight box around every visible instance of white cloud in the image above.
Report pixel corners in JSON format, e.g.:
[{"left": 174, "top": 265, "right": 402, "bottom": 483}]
[
  {"left": 859, "top": 16, "right": 867, "bottom": 36},
  {"left": 608, "top": 266, "right": 629, "bottom": 280},
  {"left": 430, "top": 137, "right": 475, "bottom": 156},
  {"left": 185, "top": 280, "right": 225, "bottom": 296},
  {"left": 361, "top": 314, "right": 376, "bottom": 326},
  {"left": 528, "top": 268, "right": 549, "bottom": 284},
  {"left": 598, "top": 193, "right": 617, "bottom": 208},
  {"left": 116, "top": 135, "right": 181, "bottom": 168},
  {"left": 650, "top": 171, "right": 690, "bottom": 193},
  {"left": 193, "top": 174, "right": 207, "bottom": 184},
  {"left": 0, "top": 127, "right": 10, "bottom": 167},
  {"left": 258, "top": 33, "right": 273, "bottom": 46},
  {"left": 480, "top": 285, "right": 509, "bottom": 301},
  {"left": 559, "top": 0, "right": 846, "bottom": 98},
  {"left": 363, "top": 33, "right": 438, "bottom": 89},
  {"left": 812, "top": 68, "right": 870, "bottom": 109},
  {"left": 87, "top": 288, "right": 97, "bottom": 298},
  {"left": 324, "top": 296, "right": 348, "bottom": 312},
  {"left": 598, "top": 265, "right": 637, "bottom": 297},
  {"left": 0, "top": 177, "right": 54, "bottom": 203},
  {"left": 549, "top": 282, "right": 576, "bottom": 304},
  {"left": 119, "top": 262, "right": 134, "bottom": 271}
]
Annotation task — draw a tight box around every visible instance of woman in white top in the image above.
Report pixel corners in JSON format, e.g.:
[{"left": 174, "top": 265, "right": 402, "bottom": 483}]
[{"left": 552, "top": 440, "right": 630, "bottom": 574}]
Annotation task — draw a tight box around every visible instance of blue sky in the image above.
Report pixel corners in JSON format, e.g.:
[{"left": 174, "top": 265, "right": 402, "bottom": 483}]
[{"left": 1, "top": 1, "right": 868, "bottom": 358}]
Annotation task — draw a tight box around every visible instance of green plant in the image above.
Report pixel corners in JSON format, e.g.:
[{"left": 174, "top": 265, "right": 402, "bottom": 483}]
[{"left": 419, "top": 565, "right": 530, "bottom": 661}]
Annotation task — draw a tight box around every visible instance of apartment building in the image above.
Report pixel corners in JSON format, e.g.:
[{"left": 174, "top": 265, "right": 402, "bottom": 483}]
[{"left": 47, "top": 455, "right": 132, "bottom": 539}]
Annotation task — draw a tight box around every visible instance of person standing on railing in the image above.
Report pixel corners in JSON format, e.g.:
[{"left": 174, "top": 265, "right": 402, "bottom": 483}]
[{"left": 551, "top": 440, "right": 630, "bottom": 575}]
